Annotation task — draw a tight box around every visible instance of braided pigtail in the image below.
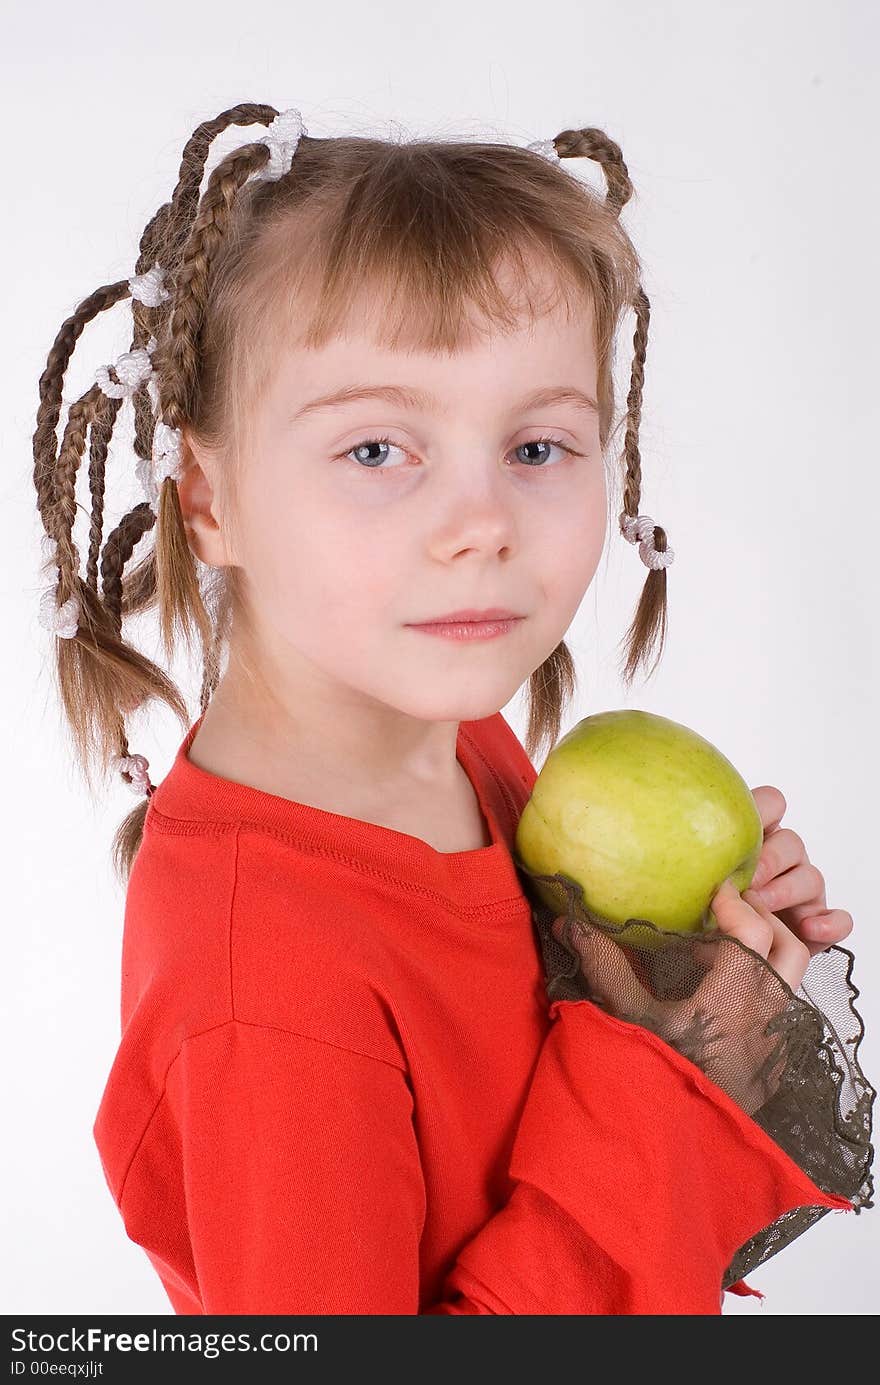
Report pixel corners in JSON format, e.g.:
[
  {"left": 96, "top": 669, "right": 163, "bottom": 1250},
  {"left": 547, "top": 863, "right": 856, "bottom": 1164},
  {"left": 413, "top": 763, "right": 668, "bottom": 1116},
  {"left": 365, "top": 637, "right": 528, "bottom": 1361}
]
[
  {"left": 32, "top": 277, "right": 190, "bottom": 807},
  {"left": 33, "top": 102, "right": 307, "bottom": 884},
  {"left": 522, "top": 127, "right": 673, "bottom": 764},
  {"left": 615, "top": 282, "right": 673, "bottom": 687}
]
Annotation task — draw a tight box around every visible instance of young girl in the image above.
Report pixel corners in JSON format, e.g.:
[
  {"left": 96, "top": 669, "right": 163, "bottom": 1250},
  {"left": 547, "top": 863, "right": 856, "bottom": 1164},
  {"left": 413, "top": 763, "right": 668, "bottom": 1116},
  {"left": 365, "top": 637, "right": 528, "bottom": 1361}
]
[{"left": 34, "top": 104, "right": 869, "bottom": 1315}]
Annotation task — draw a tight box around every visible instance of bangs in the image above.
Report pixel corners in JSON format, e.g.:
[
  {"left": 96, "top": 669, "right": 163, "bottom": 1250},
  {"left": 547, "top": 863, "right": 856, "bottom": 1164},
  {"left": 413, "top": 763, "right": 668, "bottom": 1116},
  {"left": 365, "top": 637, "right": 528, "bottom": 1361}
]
[
  {"left": 239, "top": 225, "right": 599, "bottom": 405},
  {"left": 270, "top": 228, "right": 592, "bottom": 358}
]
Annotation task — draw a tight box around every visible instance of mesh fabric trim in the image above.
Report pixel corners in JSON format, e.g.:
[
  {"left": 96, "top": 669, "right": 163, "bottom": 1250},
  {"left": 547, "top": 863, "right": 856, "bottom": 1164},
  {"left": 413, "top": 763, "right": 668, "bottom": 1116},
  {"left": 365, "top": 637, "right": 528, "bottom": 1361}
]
[{"left": 513, "top": 857, "right": 875, "bottom": 1290}]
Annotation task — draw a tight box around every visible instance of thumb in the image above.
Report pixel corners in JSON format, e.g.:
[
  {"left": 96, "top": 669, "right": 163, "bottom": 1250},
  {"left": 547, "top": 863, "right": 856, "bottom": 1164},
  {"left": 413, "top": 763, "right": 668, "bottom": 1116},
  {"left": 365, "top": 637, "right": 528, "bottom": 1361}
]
[{"left": 710, "top": 876, "right": 776, "bottom": 960}]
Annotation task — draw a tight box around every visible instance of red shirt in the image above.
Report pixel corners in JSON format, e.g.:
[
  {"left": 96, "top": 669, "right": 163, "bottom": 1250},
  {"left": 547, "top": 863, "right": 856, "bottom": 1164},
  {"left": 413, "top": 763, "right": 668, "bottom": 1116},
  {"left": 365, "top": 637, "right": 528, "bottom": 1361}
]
[{"left": 92, "top": 710, "right": 851, "bottom": 1314}]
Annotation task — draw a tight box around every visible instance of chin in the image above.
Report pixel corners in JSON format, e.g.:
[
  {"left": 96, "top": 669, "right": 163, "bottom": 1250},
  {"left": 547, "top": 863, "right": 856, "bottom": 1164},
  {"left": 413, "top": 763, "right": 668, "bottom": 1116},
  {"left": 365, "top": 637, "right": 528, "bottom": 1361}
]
[
  {"left": 403, "top": 689, "right": 517, "bottom": 727},
  {"left": 371, "top": 660, "right": 528, "bottom": 726}
]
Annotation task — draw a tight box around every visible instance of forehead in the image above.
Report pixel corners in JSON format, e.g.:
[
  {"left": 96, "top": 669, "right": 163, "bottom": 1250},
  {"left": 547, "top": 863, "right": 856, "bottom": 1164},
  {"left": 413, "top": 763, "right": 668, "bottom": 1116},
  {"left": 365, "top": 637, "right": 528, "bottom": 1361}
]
[
  {"left": 273, "top": 275, "right": 597, "bottom": 390},
  {"left": 267, "top": 324, "right": 599, "bottom": 432}
]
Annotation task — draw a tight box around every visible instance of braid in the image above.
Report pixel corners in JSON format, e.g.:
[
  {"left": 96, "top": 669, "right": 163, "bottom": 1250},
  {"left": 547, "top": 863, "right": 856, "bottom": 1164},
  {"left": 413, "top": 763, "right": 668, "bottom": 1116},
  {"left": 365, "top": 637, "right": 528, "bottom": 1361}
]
[
  {"left": 100, "top": 503, "right": 158, "bottom": 634},
  {"left": 147, "top": 108, "right": 288, "bottom": 677},
  {"left": 547, "top": 127, "right": 670, "bottom": 702},
  {"left": 522, "top": 128, "right": 628, "bottom": 759},
  {"left": 85, "top": 393, "right": 121, "bottom": 593},
  {"left": 33, "top": 103, "right": 307, "bottom": 882},
  {"left": 616, "top": 284, "right": 670, "bottom": 685},
  {"left": 522, "top": 126, "right": 670, "bottom": 762},
  {"left": 552, "top": 126, "right": 634, "bottom": 214}
]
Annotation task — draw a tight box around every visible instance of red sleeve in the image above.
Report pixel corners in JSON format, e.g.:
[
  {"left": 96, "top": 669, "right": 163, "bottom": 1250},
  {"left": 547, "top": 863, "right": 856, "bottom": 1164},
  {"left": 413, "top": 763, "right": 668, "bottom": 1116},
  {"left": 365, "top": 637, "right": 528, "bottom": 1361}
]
[
  {"left": 164, "top": 1018, "right": 635, "bottom": 1314},
  {"left": 160, "top": 1008, "right": 851, "bottom": 1315},
  {"left": 480, "top": 997, "right": 853, "bottom": 1314}
]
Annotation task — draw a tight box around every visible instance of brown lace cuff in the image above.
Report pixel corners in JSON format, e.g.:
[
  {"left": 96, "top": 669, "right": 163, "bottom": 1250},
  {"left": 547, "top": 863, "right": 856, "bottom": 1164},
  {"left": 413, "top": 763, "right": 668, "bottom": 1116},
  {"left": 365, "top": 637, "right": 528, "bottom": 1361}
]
[{"left": 513, "top": 857, "right": 876, "bottom": 1291}]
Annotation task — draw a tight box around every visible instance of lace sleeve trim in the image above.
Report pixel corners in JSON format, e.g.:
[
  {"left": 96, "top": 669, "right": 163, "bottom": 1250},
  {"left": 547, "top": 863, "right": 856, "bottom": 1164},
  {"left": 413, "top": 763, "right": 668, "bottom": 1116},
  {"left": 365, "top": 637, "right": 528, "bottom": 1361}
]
[{"left": 513, "top": 857, "right": 875, "bottom": 1289}]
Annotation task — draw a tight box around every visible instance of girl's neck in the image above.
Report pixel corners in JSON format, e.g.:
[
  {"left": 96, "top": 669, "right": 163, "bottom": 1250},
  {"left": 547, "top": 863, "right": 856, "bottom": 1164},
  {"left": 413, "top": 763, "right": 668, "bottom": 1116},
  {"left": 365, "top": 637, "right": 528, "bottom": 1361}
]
[{"left": 186, "top": 694, "right": 491, "bottom": 852}]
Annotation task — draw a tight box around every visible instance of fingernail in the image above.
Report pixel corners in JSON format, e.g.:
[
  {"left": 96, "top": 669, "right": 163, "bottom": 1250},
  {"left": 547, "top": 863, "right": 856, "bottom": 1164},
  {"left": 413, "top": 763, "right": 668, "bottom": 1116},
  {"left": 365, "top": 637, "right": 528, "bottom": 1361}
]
[{"left": 751, "top": 863, "right": 768, "bottom": 888}]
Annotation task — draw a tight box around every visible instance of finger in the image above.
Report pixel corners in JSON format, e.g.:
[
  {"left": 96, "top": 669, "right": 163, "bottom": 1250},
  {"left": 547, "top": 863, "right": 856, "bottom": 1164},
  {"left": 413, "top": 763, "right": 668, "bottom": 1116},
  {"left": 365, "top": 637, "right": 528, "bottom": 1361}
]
[
  {"left": 751, "top": 858, "right": 824, "bottom": 913},
  {"left": 751, "top": 898, "right": 812, "bottom": 993},
  {"left": 750, "top": 785, "right": 787, "bottom": 836},
  {"left": 750, "top": 827, "right": 806, "bottom": 889},
  {"left": 793, "top": 909, "right": 854, "bottom": 955},
  {"left": 710, "top": 879, "right": 775, "bottom": 959},
  {"left": 716, "top": 882, "right": 811, "bottom": 991},
  {"left": 552, "top": 912, "right": 655, "bottom": 1010}
]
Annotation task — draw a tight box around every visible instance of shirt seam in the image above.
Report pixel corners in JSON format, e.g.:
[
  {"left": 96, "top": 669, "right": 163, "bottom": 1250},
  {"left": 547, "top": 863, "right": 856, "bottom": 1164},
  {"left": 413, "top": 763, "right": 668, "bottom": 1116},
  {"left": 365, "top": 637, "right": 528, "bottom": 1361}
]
[
  {"left": 459, "top": 724, "right": 524, "bottom": 831},
  {"left": 145, "top": 812, "right": 527, "bottom": 922},
  {"left": 115, "top": 1016, "right": 410, "bottom": 1211}
]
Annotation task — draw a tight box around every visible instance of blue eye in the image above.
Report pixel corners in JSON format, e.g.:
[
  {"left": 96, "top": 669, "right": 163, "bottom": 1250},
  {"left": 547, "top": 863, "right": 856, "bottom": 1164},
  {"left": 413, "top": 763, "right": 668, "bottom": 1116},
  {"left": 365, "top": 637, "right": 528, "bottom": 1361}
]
[
  {"left": 339, "top": 435, "right": 579, "bottom": 472},
  {"left": 513, "top": 436, "right": 576, "bottom": 467},
  {"left": 344, "top": 438, "right": 407, "bottom": 469}
]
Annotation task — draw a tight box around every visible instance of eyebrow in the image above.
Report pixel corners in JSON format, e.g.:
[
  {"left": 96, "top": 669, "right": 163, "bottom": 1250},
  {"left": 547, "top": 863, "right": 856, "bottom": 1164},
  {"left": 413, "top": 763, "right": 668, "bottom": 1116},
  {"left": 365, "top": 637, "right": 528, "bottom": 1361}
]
[{"left": 289, "top": 382, "right": 599, "bottom": 423}]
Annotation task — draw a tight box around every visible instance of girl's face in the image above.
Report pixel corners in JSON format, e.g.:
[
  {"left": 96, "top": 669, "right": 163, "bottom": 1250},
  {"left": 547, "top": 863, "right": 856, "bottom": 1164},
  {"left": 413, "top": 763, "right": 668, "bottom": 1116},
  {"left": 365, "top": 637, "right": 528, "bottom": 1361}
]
[{"left": 182, "top": 286, "right": 606, "bottom": 765}]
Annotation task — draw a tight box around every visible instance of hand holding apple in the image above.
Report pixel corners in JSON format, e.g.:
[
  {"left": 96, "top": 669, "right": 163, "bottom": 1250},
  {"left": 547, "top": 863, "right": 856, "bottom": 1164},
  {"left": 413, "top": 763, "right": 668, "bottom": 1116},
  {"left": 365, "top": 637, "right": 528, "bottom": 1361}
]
[
  {"left": 743, "top": 786, "right": 854, "bottom": 959},
  {"left": 514, "top": 710, "right": 854, "bottom": 987},
  {"left": 708, "top": 787, "right": 855, "bottom": 992},
  {"left": 548, "top": 903, "right": 793, "bottom": 1117},
  {"left": 707, "top": 876, "right": 811, "bottom": 992},
  {"left": 514, "top": 709, "right": 767, "bottom": 951},
  {"left": 516, "top": 711, "right": 873, "bottom": 1224}
]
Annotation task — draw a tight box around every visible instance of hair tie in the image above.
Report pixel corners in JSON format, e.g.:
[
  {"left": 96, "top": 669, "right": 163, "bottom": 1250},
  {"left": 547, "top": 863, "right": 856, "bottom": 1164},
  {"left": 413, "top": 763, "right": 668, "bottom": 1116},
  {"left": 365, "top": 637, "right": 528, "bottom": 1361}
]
[
  {"left": 526, "top": 138, "right": 560, "bottom": 163},
  {"left": 247, "top": 107, "right": 308, "bottom": 184},
  {"left": 129, "top": 263, "right": 170, "bottom": 308},
  {"left": 38, "top": 584, "right": 80, "bottom": 639},
  {"left": 94, "top": 343, "right": 156, "bottom": 401},
  {"left": 112, "top": 753, "right": 154, "bottom": 797},
  {"left": 37, "top": 534, "right": 80, "bottom": 639},
  {"left": 619, "top": 511, "right": 674, "bottom": 571}
]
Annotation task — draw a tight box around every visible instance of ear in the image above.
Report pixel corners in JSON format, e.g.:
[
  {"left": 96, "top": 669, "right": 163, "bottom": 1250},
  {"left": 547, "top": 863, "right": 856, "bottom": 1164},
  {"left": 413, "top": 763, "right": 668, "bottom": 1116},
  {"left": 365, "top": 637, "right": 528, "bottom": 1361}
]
[{"left": 175, "top": 427, "right": 238, "bottom": 568}]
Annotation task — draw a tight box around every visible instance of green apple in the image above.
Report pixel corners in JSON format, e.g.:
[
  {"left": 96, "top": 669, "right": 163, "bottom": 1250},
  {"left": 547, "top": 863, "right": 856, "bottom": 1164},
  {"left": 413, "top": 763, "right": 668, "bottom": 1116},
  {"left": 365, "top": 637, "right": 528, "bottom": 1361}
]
[{"left": 514, "top": 709, "right": 764, "bottom": 951}]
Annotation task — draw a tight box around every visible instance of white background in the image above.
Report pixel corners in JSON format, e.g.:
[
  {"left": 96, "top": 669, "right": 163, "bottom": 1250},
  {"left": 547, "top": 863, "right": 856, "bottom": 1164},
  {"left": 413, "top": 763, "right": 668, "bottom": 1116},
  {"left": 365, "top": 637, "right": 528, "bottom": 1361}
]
[{"left": 3, "top": 0, "right": 878, "bottom": 1317}]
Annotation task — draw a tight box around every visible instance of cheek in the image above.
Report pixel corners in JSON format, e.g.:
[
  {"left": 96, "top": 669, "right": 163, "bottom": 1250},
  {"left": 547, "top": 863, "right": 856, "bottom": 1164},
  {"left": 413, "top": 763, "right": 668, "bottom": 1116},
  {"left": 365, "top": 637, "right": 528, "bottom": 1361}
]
[
  {"left": 538, "top": 466, "right": 607, "bottom": 600},
  {"left": 243, "top": 476, "right": 401, "bottom": 637}
]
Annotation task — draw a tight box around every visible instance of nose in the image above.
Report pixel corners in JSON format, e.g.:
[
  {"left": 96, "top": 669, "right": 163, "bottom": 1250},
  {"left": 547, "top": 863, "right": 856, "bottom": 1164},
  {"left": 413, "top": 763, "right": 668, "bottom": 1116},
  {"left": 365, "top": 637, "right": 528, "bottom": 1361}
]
[{"left": 428, "top": 470, "right": 519, "bottom": 561}]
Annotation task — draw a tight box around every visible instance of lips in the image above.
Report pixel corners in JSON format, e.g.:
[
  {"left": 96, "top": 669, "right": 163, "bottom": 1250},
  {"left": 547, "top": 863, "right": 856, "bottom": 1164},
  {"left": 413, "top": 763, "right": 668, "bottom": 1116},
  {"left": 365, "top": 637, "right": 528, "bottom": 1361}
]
[{"left": 409, "top": 607, "right": 522, "bottom": 624}]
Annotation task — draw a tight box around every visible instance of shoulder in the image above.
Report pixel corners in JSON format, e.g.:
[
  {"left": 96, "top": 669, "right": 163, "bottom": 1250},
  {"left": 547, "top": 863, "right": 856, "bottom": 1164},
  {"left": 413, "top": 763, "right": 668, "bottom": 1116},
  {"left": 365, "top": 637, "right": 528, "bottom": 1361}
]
[
  {"left": 121, "top": 812, "right": 406, "bottom": 1071},
  {"left": 229, "top": 827, "right": 408, "bottom": 1067}
]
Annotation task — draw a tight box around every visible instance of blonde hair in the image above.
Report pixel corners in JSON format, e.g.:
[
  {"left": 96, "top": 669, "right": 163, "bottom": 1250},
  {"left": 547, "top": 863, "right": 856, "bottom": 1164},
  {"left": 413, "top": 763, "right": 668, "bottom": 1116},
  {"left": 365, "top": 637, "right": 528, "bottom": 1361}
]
[{"left": 32, "top": 103, "right": 669, "bottom": 887}]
